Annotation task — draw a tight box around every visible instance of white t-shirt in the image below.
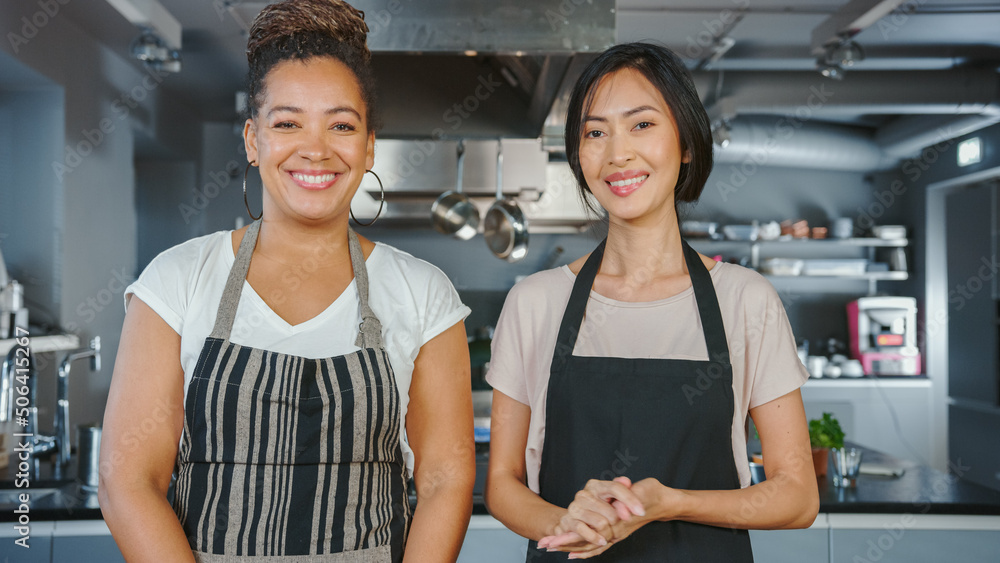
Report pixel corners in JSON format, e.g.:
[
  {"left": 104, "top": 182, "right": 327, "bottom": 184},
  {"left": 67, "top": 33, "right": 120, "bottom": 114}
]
[
  {"left": 485, "top": 261, "right": 808, "bottom": 493},
  {"left": 125, "top": 230, "right": 471, "bottom": 474}
]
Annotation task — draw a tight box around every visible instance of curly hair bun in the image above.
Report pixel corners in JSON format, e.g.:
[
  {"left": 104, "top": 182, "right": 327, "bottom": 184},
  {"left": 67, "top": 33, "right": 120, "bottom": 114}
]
[{"left": 247, "top": 0, "right": 370, "bottom": 64}]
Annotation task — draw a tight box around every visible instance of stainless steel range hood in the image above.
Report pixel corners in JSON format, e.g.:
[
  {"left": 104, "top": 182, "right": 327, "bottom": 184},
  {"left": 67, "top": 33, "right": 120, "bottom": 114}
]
[
  {"left": 351, "top": 139, "right": 596, "bottom": 232},
  {"left": 227, "top": 0, "right": 615, "bottom": 139}
]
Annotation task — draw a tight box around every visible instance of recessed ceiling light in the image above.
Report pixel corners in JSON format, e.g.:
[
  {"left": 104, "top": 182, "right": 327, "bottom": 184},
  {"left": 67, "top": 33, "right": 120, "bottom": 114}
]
[{"left": 957, "top": 137, "right": 982, "bottom": 167}]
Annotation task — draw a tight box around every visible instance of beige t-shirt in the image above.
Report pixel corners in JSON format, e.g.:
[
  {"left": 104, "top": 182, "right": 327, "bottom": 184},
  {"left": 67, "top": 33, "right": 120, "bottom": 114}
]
[{"left": 485, "top": 260, "right": 809, "bottom": 493}]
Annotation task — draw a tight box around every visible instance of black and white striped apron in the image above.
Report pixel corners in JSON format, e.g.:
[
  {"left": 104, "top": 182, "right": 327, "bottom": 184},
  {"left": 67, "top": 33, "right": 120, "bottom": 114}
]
[{"left": 174, "top": 220, "right": 410, "bottom": 562}]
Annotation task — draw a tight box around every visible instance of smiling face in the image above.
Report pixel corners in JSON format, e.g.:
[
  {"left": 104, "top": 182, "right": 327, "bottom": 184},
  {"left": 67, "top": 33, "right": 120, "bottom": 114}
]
[
  {"left": 578, "top": 67, "right": 690, "bottom": 226},
  {"left": 244, "top": 56, "right": 374, "bottom": 225}
]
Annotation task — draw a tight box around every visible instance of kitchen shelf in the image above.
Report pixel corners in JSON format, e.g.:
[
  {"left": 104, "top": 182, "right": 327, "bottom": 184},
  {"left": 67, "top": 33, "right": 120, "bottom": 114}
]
[
  {"left": 688, "top": 236, "right": 911, "bottom": 296},
  {"left": 765, "top": 272, "right": 909, "bottom": 282},
  {"left": 803, "top": 376, "right": 930, "bottom": 388},
  {"left": 758, "top": 237, "right": 908, "bottom": 247},
  {"left": 688, "top": 236, "right": 908, "bottom": 247}
]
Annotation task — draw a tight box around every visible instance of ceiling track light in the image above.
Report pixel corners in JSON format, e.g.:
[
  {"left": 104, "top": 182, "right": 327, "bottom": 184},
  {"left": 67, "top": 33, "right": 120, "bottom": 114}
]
[
  {"left": 816, "top": 59, "right": 845, "bottom": 80},
  {"left": 711, "top": 120, "right": 732, "bottom": 148},
  {"left": 817, "top": 35, "right": 864, "bottom": 80},
  {"left": 129, "top": 28, "right": 182, "bottom": 73},
  {"left": 829, "top": 37, "right": 866, "bottom": 68}
]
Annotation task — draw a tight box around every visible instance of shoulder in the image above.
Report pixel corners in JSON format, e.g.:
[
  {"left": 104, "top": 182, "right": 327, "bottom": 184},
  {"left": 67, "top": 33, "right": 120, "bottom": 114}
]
[
  {"left": 507, "top": 267, "right": 573, "bottom": 305},
  {"left": 369, "top": 242, "right": 452, "bottom": 287},
  {"left": 498, "top": 267, "right": 574, "bottom": 329},
  {"left": 126, "top": 230, "right": 233, "bottom": 325},
  {"left": 711, "top": 262, "right": 792, "bottom": 334},
  {"left": 145, "top": 231, "right": 231, "bottom": 271},
  {"left": 710, "top": 261, "right": 779, "bottom": 301}
]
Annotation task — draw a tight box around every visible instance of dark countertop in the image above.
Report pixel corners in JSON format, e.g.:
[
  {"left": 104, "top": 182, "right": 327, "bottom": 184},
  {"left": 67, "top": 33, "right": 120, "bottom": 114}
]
[
  {"left": 4, "top": 445, "right": 1000, "bottom": 523},
  {"left": 816, "top": 443, "right": 1000, "bottom": 515}
]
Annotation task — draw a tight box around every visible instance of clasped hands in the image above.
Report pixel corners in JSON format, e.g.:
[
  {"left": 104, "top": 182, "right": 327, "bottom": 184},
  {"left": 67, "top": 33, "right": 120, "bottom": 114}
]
[{"left": 537, "top": 476, "right": 666, "bottom": 560}]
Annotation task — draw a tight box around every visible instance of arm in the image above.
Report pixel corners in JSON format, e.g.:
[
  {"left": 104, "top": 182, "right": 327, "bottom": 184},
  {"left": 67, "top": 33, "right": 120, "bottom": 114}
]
[
  {"left": 402, "top": 321, "right": 476, "bottom": 563},
  {"left": 653, "top": 387, "right": 819, "bottom": 530},
  {"left": 484, "top": 390, "right": 562, "bottom": 540},
  {"left": 98, "top": 297, "right": 195, "bottom": 562},
  {"left": 485, "top": 390, "right": 618, "bottom": 546}
]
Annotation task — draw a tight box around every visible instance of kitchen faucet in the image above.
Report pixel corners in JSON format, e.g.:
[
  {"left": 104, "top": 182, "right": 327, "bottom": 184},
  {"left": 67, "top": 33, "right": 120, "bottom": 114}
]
[
  {"left": 1, "top": 336, "right": 101, "bottom": 479},
  {"left": 54, "top": 337, "right": 101, "bottom": 476}
]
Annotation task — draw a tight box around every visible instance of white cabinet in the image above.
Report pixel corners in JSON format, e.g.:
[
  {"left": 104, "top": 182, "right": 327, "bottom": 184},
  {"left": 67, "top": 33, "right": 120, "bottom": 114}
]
[
  {"left": 457, "top": 513, "right": 1000, "bottom": 562},
  {"left": 457, "top": 515, "right": 530, "bottom": 563},
  {"left": 800, "top": 378, "right": 933, "bottom": 466},
  {"left": 0, "top": 520, "right": 124, "bottom": 563},
  {"left": 51, "top": 520, "right": 125, "bottom": 563},
  {"left": 0, "top": 520, "right": 53, "bottom": 562},
  {"left": 828, "top": 514, "right": 1000, "bottom": 563},
  {"left": 750, "top": 516, "right": 830, "bottom": 563}
]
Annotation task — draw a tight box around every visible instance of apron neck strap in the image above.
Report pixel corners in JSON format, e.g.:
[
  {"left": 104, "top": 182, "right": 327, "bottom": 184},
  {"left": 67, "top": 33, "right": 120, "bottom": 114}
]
[
  {"left": 349, "top": 228, "right": 383, "bottom": 349},
  {"left": 210, "top": 219, "right": 261, "bottom": 340},
  {"left": 551, "top": 237, "right": 730, "bottom": 371},
  {"left": 551, "top": 239, "right": 605, "bottom": 371},
  {"left": 681, "top": 239, "right": 730, "bottom": 364},
  {"left": 208, "top": 221, "right": 384, "bottom": 349}
]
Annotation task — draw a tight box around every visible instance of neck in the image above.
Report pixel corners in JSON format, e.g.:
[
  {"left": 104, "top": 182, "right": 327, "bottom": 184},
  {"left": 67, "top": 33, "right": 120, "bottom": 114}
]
[
  {"left": 602, "top": 205, "right": 687, "bottom": 279},
  {"left": 254, "top": 215, "right": 352, "bottom": 266}
]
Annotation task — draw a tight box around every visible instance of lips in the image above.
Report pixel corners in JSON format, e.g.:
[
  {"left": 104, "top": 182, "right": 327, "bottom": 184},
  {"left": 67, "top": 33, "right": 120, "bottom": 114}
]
[
  {"left": 288, "top": 170, "right": 340, "bottom": 190},
  {"left": 604, "top": 171, "right": 648, "bottom": 197}
]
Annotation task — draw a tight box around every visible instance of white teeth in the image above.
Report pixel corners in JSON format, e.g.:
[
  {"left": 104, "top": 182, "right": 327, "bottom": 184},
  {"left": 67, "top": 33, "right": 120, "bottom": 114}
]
[
  {"left": 609, "top": 175, "right": 647, "bottom": 187},
  {"left": 292, "top": 173, "right": 336, "bottom": 184}
]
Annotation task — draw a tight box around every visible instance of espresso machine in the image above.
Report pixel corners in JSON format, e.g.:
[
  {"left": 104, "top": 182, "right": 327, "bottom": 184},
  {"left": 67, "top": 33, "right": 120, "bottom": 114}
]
[{"left": 847, "top": 296, "right": 922, "bottom": 376}]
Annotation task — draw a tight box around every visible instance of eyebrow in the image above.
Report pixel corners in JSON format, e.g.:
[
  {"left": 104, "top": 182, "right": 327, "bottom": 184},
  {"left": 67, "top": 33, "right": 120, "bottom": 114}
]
[
  {"left": 583, "top": 105, "right": 660, "bottom": 123},
  {"left": 266, "top": 105, "right": 362, "bottom": 120}
]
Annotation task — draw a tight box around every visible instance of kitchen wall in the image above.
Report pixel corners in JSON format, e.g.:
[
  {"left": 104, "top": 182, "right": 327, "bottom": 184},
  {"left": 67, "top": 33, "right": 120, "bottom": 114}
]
[
  {"left": 0, "top": 0, "right": 934, "bottom": 456},
  {"left": 0, "top": 2, "right": 203, "bottom": 439},
  {"left": 888, "top": 121, "right": 1000, "bottom": 475},
  {"left": 191, "top": 124, "right": 918, "bottom": 338}
]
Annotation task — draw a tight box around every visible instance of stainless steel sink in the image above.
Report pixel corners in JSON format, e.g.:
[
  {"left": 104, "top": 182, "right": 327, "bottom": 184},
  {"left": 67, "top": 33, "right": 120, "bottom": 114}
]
[{"left": 0, "top": 487, "right": 60, "bottom": 505}]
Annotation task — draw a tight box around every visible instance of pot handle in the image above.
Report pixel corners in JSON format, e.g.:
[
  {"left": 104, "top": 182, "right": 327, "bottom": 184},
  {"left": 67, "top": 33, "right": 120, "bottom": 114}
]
[
  {"left": 495, "top": 139, "right": 503, "bottom": 201},
  {"left": 456, "top": 139, "right": 465, "bottom": 195}
]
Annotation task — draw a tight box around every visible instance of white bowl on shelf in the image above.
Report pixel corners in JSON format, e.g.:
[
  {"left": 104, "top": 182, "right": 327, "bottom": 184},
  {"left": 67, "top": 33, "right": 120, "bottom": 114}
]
[
  {"left": 723, "top": 224, "right": 760, "bottom": 241},
  {"left": 841, "top": 359, "right": 865, "bottom": 378},
  {"left": 801, "top": 259, "right": 868, "bottom": 276},
  {"left": 681, "top": 220, "right": 719, "bottom": 238},
  {"left": 760, "top": 258, "right": 804, "bottom": 276}
]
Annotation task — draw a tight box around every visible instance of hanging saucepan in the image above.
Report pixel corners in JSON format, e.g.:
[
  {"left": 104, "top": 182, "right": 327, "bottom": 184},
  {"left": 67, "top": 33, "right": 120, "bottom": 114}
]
[
  {"left": 431, "top": 140, "right": 480, "bottom": 240},
  {"left": 484, "top": 140, "right": 529, "bottom": 262}
]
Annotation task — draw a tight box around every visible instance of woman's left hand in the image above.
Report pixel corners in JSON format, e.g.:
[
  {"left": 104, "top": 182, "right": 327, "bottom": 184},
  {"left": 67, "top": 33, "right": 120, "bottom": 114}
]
[{"left": 537, "top": 477, "right": 676, "bottom": 559}]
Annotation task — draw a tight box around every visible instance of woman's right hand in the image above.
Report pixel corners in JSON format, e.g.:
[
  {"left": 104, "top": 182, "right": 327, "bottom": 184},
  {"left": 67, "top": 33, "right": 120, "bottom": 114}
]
[{"left": 539, "top": 476, "right": 645, "bottom": 550}]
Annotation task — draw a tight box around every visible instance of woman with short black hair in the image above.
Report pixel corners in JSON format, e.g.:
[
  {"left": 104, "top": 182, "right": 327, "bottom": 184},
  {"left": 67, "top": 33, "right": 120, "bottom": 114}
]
[{"left": 486, "top": 42, "right": 819, "bottom": 561}]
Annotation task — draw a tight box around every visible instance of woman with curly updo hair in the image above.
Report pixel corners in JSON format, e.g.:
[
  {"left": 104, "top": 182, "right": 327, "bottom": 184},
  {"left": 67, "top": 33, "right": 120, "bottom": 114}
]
[{"left": 99, "top": 2, "right": 475, "bottom": 561}]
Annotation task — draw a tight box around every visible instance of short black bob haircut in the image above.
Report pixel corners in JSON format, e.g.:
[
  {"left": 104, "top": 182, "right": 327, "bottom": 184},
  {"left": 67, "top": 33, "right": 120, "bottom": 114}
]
[{"left": 564, "top": 42, "right": 713, "bottom": 213}]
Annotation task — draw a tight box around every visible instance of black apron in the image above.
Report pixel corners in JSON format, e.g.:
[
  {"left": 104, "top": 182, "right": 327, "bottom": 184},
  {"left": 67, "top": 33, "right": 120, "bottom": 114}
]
[
  {"left": 529, "top": 239, "right": 753, "bottom": 562},
  {"left": 174, "top": 220, "right": 410, "bottom": 562}
]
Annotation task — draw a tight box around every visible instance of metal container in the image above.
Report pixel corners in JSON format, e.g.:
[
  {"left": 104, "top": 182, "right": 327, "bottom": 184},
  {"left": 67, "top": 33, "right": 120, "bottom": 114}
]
[
  {"left": 484, "top": 142, "right": 529, "bottom": 262},
  {"left": 680, "top": 221, "right": 718, "bottom": 238},
  {"left": 431, "top": 140, "right": 480, "bottom": 240},
  {"left": 77, "top": 424, "right": 102, "bottom": 491}
]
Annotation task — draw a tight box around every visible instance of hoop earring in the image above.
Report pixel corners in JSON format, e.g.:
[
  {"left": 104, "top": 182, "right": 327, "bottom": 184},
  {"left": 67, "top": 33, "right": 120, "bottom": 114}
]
[
  {"left": 351, "top": 170, "right": 385, "bottom": 227},
  {"left": 243, "top": 161, "right": 262, "bottom": 221}
]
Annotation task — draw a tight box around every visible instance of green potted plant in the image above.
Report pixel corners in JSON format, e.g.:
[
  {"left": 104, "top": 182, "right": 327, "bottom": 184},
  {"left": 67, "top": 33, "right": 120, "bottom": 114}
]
[{"left": 808, "top": 412, "right": 844, "bottom": 477}]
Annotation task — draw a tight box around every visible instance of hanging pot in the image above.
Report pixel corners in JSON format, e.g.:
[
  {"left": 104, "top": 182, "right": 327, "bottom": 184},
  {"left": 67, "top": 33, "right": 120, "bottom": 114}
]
[
  {"left": 484, "top": 140, "right": 529, "bottom": 262},
  {"left": 431, "top": 140, "right": 480, "bottom": 240}
]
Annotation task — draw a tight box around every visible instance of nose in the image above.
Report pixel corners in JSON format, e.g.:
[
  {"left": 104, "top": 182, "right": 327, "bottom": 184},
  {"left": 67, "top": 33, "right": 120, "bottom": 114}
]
[
  {"left": 607, "top": 129, "right": 635, "bottom": 167},
  {"left": 297, "top": 126, "right": 333, "bottom": 162}
]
